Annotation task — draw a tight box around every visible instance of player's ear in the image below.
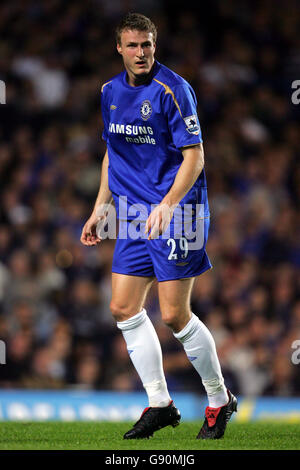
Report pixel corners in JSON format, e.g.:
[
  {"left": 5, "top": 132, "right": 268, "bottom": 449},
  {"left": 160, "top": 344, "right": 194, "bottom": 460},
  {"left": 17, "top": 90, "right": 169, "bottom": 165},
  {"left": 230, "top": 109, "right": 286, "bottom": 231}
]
[{"left": 116, "top": 43, "right": 122, "bottom": 55}]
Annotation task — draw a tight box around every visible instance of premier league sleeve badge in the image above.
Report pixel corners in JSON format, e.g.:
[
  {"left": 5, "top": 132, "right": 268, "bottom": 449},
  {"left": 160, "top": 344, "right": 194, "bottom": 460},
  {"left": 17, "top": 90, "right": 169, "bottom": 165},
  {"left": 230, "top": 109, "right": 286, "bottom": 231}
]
[{"left": 184, "top": 115, "right": 200, "bottom": 135}]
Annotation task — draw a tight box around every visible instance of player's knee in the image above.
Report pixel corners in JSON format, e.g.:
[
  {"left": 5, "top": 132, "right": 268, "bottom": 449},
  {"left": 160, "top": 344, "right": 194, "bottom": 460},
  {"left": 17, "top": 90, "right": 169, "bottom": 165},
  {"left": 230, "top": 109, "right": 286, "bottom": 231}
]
[
  {"left": 162, "top": 308, "right": 191, "bottom": 332},
  {"left": 110, "top": 300, "right": 134, "bottom": 322},
  {"left": 162, "top": 311, "right": 180, "bottom": 331}
]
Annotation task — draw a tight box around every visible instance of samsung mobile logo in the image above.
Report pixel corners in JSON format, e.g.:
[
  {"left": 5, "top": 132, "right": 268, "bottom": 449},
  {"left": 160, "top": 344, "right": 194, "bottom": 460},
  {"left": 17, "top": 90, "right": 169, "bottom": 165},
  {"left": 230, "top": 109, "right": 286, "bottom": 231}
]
[{"left": 109, "top": 123, "right": 154, "bottom": 135}]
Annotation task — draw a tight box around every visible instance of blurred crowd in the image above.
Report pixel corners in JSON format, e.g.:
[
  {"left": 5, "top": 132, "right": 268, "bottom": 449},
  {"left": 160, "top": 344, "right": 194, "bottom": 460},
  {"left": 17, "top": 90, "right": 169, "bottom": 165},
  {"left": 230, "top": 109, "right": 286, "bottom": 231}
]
[{"left": 0, "top": 0, "right": 300, "bottom": 398}]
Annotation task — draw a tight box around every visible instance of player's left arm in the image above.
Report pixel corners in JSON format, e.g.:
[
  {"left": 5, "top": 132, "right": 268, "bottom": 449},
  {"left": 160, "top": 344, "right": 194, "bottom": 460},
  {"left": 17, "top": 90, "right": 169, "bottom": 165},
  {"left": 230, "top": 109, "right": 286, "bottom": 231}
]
[
  {"left": 145, "top": 143, "right": 204, "bottom": 239},
  {"left": 163, "top": 143, "right": 204, "bottom": 207}
]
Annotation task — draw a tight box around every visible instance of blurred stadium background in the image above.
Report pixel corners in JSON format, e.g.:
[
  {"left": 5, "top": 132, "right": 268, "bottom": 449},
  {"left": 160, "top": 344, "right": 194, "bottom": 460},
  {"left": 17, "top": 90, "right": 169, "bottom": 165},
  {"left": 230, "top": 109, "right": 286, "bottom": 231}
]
[{"left": 0, "top": 0, "right": 300, "bottom": 423}]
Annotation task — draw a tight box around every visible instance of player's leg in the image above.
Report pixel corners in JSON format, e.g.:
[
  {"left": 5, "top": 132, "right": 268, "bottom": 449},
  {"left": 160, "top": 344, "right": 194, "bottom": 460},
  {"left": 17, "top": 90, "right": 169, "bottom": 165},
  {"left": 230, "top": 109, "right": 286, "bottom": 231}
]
[
  {"left": 158, "top": 276, "right": 237, "bottom": 439},
  {"left": 111, "top": 273, "right": 180, "bottom": 439},
  {"left": 110, "top": 273, "right": 171, "bottom": 407},
  {"left": 111, "top": 230, "right": 181, "bottom": 438},
  {"left": 158, "top": 277, "right": 228, "bottom": 404}
]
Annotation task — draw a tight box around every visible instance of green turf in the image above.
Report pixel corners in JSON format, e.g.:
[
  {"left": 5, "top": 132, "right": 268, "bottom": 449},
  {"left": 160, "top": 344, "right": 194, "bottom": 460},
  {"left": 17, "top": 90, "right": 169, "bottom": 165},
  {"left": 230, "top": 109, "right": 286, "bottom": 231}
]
[{"left": 0, "top": 421, "right": 299, "bottom": 450}]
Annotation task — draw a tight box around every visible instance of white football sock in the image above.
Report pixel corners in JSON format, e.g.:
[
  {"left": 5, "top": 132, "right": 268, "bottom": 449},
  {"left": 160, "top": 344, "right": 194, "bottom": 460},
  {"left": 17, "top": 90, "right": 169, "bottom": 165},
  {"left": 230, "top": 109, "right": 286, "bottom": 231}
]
[
  {"left": 173, "top": 313, "right": 228, "bottom": 408},
  {"left": 117, "top": 309, "right": 171, "bottom": 408}
]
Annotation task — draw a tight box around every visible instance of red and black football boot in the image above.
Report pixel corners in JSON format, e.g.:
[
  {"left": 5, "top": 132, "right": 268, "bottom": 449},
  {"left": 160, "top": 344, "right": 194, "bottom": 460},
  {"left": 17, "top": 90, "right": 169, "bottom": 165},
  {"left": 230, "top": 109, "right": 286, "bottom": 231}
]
[
  {"left": 123, "top": 400, "right": 181, "bottom": 439},
  {"left": 197, "top": 390, "right": 237, "bottom": 439}
]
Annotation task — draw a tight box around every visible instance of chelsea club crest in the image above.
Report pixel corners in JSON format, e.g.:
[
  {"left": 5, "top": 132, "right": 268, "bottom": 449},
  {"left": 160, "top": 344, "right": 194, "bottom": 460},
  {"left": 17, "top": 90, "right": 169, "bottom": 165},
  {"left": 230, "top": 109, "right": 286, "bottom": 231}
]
[{"left": 140, "top": 100, "right": 152, "bottom": 121}]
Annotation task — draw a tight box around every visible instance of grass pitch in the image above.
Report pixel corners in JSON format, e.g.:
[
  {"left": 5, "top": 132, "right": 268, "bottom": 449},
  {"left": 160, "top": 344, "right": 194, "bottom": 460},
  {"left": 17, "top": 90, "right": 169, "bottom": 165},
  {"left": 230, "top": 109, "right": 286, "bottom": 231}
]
[{"left": 0, "top": 421, "right": 299, "bottom": 450}]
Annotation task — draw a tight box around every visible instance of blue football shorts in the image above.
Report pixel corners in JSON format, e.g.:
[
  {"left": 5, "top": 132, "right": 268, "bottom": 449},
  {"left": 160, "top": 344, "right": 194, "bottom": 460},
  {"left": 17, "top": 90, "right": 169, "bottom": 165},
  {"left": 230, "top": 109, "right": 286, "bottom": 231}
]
[{"left": 112, "top": 216, "right": 212, "bottom": 282}]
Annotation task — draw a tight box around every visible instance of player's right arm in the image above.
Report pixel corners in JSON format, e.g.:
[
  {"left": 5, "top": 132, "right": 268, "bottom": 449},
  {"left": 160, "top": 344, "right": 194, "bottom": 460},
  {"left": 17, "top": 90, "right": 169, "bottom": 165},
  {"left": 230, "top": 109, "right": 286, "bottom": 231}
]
[{"left": 80, "top": 148, "right": 113, "bottom": 246}]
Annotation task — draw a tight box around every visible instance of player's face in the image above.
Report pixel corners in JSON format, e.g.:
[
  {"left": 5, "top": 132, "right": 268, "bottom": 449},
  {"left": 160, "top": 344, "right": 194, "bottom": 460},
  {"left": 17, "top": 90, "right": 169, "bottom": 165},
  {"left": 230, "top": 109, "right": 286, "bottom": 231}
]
[{"left": 117, "top": 29, "right": 156, "bottom": 85}]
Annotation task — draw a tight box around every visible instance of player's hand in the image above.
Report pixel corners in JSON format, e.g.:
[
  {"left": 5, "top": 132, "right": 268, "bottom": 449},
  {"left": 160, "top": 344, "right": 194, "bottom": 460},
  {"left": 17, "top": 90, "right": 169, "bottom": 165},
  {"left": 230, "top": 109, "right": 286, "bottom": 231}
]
[
  {"left": 145, "top": 203, "right": 175, "bottom": 240},
  {"left": 80, "top": 213, "right": 105, "bottom": 246}
]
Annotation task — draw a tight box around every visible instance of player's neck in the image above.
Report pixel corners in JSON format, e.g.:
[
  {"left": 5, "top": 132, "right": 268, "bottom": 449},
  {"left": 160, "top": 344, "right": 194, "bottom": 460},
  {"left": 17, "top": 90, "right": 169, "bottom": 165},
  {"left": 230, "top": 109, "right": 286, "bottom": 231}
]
[
  {"left": 127, "top": 62, "right": 156, "bottom": 87},
  {"left": 131, "top": 74, "right": 150, "bottom": 87}
]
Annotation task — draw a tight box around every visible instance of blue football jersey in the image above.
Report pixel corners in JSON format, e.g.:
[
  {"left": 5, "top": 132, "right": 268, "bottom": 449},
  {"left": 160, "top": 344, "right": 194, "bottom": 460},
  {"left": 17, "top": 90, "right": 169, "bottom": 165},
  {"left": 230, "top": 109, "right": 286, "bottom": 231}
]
[{"left": 101, "top": 61, "right": 210, "bottom": 220}]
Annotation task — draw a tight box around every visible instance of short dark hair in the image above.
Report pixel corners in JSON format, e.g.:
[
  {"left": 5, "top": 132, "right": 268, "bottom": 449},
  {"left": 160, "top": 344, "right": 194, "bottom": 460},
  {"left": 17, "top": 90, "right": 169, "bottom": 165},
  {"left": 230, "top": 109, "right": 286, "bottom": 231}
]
[{"left": 115, "top": 13, "right": 157, "bottom": 45}]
